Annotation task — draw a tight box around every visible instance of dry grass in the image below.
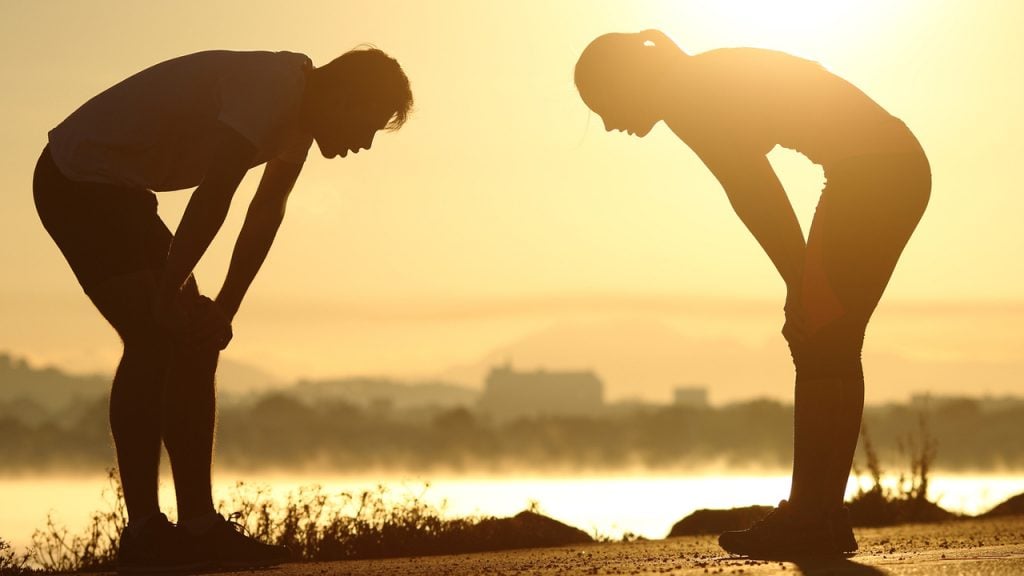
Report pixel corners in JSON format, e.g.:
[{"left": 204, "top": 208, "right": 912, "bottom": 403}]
[
  {"left": 848, "top": 412, "right": 954, "bottom": 526},
  {"left": 14, "top": 471, "right": 587, "bottom": 573}
]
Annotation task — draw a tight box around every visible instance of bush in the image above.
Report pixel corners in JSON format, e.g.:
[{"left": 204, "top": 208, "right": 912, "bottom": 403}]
[
  {"left": 25, "top": 469, "right": 125, "bottom": 573},
  {"left": 20, "top": 471, "right": 591, "bottom": 572},
  {"left": 0, "top": 537, "right": 29, "bottom": 575},
  {"left": 848, "top": 413, "right": 955, "bottom": 526}
]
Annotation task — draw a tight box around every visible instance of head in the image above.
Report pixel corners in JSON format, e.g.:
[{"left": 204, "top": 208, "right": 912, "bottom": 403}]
[
  {"left": 575, "top": 29, "right": 684, "bottom": 137},
  {"left": 304, "top": 47, "right": 413, "bottom": 158}
]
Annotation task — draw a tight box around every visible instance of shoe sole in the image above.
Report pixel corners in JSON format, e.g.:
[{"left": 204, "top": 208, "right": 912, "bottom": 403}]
[{"left": 721, "top": 548, "right": 857, "bottom": 561}]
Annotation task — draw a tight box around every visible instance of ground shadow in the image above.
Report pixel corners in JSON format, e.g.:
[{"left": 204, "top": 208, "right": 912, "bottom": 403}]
[{"left": 792, "top": 556, "right": 887, "bottom": 575}]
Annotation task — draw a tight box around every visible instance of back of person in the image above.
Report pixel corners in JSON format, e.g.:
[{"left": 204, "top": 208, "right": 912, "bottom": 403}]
[
  {"left": 49, "top": 50, "right": 313, "bottom": 191},
  {"left": 683, "top": 47, "right": 920, "bottom": 168}
]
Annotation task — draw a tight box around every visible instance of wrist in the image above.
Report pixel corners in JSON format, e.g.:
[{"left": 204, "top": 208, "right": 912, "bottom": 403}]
[{"left": 214, "top": 294, "right": 239, "bottom": 320}]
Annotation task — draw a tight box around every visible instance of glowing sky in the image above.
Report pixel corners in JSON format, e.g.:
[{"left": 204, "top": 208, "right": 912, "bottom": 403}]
[{"left": 1, "top": 1, "right": 1021, "bottom": 402}]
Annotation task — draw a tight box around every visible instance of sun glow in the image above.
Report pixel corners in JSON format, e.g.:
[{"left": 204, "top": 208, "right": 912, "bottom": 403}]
[{"left": 666, "top": 0, "right": 922, "bottom": 60}]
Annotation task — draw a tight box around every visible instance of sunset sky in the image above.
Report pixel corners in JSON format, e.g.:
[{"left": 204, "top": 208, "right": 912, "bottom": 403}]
[{"left": 2, "top": 1, "right": 1021, "bottom": 403}]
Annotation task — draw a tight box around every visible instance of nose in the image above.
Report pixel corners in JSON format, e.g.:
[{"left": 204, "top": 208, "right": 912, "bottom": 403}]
[{"left": 602, "top": 119, "right": 627, "bottom": 134}]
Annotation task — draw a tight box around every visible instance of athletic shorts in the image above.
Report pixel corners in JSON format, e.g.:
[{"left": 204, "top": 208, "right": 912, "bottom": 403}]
[{"left": 33, "top": 145, "right": 173, "bottom": 295}]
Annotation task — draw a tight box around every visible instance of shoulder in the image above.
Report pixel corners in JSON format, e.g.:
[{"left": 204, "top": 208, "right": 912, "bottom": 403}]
[
  {"left": 216, "top": 51, "right": 311, "bottom": 109},
  {"left": 215, "top": 50, "right": 311, "bottom": 82},
  {"left": 215, "top": 51, "right": 312, "bottom": 153}
]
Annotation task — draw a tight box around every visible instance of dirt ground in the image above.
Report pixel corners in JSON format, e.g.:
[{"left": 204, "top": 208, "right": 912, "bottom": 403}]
[
  {"left": 201, "top": 515, "right": 1024, "bottom": 576},
  {"left": 76, "top": 515, "right": 1024, "bottom": 576}
]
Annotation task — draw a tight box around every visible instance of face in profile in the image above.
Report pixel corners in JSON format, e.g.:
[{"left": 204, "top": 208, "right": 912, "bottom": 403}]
[
  {"left": 578, "top": 75, "right": 661, "bottom": 139},
  {"left": 576, "top": 33, "right": 673, "bottom": 139},
  {"left": 312, "top": 98, "right": 395, "bottom": 159},
  {"left": 597, "top": 101, "right": 660, "bottom": 138}
]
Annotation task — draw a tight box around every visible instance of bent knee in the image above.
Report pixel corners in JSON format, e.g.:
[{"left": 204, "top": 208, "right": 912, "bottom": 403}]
[{"left": 788, "top": 319, "right": 866, "bottom": 379}]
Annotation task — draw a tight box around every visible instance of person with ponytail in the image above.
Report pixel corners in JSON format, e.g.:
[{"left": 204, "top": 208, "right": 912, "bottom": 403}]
[{"left": 576, "top": 30, "right": 930, "bottom": 558}]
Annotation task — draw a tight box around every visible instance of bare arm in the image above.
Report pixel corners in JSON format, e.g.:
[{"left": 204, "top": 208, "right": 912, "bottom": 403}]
[
  {"left": 695, "top": 147, "right": 806, "bottom": 289},
  {"left": 215, "top": 158, "right": 303, "bottom": 319},
  {"left": 157, "top": 123, "right": 256, "bottom": 320}
]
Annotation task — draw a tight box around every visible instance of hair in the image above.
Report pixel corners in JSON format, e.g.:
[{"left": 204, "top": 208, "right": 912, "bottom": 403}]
[
  {"left": 574, "top": 29, "right": 682, "bottom": 104},
  {"left": 318, "top": 46, "right": 413, "bottom": 130}
]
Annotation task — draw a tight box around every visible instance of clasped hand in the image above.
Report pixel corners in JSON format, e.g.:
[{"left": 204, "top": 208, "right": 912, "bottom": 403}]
[{"left": 155, "top": 293, "right": 233, "bottom": 351}]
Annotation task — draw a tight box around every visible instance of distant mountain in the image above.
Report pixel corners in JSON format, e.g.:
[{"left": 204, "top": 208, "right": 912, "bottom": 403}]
[
  {"left": 291, "top": 377, "right": 478, "bottom": 410},
  {"left": 0, "top": 353, "right": 108, "bottom": 413},
  {"left": 0, "top": 352, "right": 284, "bottom": 413}
]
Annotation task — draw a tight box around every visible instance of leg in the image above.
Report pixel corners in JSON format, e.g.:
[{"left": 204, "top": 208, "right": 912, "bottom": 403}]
[
  {"left": 97, "top": 274, "right": 221, "bottom": 523},
  {"left": 33, "top": 146, "right": 190, "bottom": 524},
  {"left": 34, "top": 146, "right": 284, "bottom": 569},
  {"left": 721, "top": 153, "right": 929, "bottom": 558},
  {"left": 787, "top": 323, "right": 865, "bottom": 514},
  {"left": 88, "top": 271, "right": 171, "bottom": 523},
  {"left": 162, "top": 279, "right": 219, "bottom": 521},
  {"left": 788, "top": 152, "right": 931, "bottom": 515}
]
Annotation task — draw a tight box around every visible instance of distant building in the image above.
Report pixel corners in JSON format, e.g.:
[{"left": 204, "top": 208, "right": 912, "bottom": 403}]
[
  {"left": 477, "top": 364, "right": 604, "bottom": 421},
  {"left": 673, "top": 386, "right": 709, "bottom": 408}
]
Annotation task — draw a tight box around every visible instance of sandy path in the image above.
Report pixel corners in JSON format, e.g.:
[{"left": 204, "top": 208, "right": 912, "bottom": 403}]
[{"left": 87, "top": 515, "right": 1024, "bottom": 575}]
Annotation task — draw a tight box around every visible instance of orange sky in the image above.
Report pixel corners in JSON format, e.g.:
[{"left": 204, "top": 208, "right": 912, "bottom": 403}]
[{"left": 2, "top": 1, "right": 1021, "bottom": 402}]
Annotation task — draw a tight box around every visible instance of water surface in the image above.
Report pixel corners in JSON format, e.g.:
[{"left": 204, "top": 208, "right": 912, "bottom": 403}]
[{"left": 3, "top": 472, "right": 1022, "bottom": 551}]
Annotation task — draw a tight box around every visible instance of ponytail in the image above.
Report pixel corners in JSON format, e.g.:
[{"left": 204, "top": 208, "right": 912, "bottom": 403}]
[{"left": 639, "top": 29, "right": 679, "bottom": 51}]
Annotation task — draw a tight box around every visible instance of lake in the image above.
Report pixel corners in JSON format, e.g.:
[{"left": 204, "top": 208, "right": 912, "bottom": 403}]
[{"left": 3, "top": 471, "right": 1023, "bottom": 552}]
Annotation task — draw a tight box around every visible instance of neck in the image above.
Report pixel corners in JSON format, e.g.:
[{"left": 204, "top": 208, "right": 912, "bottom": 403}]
[
  {"left": 655, "top": 54, "right": 699, "bottom": 126},
  {"left": 297, "top": 67, "right": 320, "bottom": 132},
  {"left": 644, "top": 54, "right": 687, "bottom": 115}
]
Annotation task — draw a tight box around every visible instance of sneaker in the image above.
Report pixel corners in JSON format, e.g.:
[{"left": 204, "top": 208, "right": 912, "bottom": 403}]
[
  {"left": 193, "top": 514, "right": 290, "bottom": 569},
  {"left": 117, "top": 514, "right": 211, "bottom": 574},
  {"left": 829, "top": 506, "right": 858, "bottom": 554},
  {"left": 718, "top": 500, "right": 854, "bottom": 559}
]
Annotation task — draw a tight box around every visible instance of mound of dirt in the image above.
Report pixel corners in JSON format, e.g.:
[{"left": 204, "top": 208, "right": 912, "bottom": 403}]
[
  {"left": 313, "top": 509, "right": 593, "bottom": 561},
  {"left": 981, "top": 492, "right": 1024, "bottom": 518},
  {"left": 466, "top": 510, "right": 594, "bottom": 550},
  {"left": 667, "top": 505, "right": 774, "bottom": 537}
]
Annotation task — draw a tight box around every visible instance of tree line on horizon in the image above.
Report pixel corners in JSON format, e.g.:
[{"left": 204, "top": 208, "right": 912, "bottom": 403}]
[{"left": 2, "top": 386, "right": 1023, "bottom": 474}]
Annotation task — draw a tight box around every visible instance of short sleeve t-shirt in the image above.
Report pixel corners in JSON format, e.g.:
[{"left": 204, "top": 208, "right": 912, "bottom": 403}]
[{"left": 48, "top": 50, "right": 314, "bottom": 192}]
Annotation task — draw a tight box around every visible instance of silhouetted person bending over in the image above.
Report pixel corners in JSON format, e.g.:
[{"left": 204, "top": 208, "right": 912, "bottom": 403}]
[
  {"left": 34, "top": 48, "right": 412, "bottom": 573},
  {"left": 576, "top": 31, "right": 930, "bottom": 558}
]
